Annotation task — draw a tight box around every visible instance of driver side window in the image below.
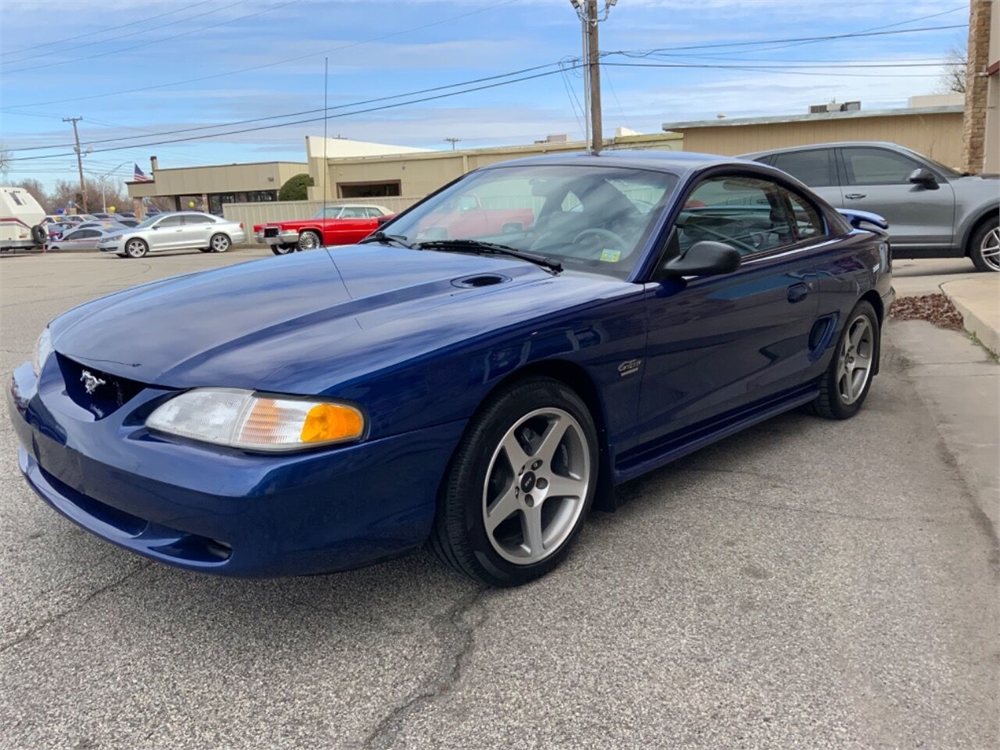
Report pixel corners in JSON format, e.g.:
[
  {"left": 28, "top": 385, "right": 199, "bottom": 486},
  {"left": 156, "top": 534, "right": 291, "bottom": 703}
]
[{"left": 679, "top": 175, "right": 793, "bottom": 257}]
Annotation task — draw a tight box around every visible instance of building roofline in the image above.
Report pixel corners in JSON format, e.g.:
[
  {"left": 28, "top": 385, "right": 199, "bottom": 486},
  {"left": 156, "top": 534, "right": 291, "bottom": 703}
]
[
  {"left": 661, "top": 105, "right": 963, "bottom": 132},
  {"left": 150, "top": 160, "right": 308, "bottom": 173}
]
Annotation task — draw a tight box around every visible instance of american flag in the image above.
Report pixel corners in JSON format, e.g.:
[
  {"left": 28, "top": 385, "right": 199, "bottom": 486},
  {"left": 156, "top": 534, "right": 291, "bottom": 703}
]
[{"left": 133, "top": 163, "right": 153, "bottom": 183}]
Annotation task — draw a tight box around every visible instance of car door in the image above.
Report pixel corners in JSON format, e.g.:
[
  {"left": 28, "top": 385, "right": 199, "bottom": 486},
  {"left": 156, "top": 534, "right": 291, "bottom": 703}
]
[
  {"left": 635, "top": 172, "right": 830, "bottom": 449},
  {"left": 333, "top": 206, "right": 372, "bottom": 245},
  {"left": 180, "top": 214, "right": 215, "bottom": 249},
  {"left": 837, "top": 146, "right": 956, "bottom": 250},
  {"left": 149, "top": 215, "right": 185, "bottom": 250}
]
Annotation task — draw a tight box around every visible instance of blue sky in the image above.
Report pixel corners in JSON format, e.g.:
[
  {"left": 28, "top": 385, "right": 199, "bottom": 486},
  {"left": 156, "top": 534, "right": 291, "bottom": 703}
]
[{"left": 0, "top": 0, "right": 968, "bottom": 190}]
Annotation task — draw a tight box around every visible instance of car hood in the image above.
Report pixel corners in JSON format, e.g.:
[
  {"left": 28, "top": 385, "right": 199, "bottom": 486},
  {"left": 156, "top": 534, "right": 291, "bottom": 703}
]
[{"left": 51, "top": 246, "right": 628, "bottom": 393}]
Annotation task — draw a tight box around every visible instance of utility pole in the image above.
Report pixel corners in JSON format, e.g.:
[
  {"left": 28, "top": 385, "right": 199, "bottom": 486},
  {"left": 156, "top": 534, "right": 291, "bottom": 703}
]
[
  {"left": 570, "top": 0, "right": 616, "bottom": 155},
  {"left": 586, "top": 0, "right": 602, "bottom": 154},
  {"left": 444, "top": 137, "right": 461, "bottom": 150},
  {"left": 62, "top": 116, "right": 87, "bottom": 212}
]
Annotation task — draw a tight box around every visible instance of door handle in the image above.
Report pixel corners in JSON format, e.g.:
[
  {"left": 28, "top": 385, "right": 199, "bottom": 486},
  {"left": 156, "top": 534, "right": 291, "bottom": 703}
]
[
  {"left": 787, "top": 282, "right": 810, "bottom": 304},
  {"left": 844, "top": 193, "right": 866, "bottom": 200}
]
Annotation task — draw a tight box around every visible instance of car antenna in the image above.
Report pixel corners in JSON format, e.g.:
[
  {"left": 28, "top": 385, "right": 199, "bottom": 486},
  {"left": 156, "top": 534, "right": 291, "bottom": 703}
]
[{"left": 322, "top": 56, "right": 329, "bottom": 225}]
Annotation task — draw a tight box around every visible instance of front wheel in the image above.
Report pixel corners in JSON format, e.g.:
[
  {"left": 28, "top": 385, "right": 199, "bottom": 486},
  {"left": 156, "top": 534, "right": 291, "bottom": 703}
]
[
  {"left": 124, "top": 238, "right": 148, "bottom": 258},
  {"left": 809, "top": 301, "right": 879, "bottom": 419},
  {"left": 428, "top": 377, "right": 599, "bottom": 586},
  {"left": 297, "top": 230, "right": 321, "bottom": 251},
  {"left": 271, "top": 243, "right": 295, "bottom": 256},
  {"left": 969, "top": 217, "right": 1000, "bottom": 273}
]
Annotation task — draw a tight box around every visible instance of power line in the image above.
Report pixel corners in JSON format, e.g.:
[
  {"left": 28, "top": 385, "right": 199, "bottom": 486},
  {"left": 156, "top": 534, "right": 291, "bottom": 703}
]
[
  {"left": 605, "top": 24, "right": 968, "bottom": 58},
  {"left": 0, "top": 0, "right": 206, "bottom": 61},
  {"left": 10, "top": 61, "right": 573, "bottom": 152},
  {"left": 8, "top": 65, "right": 585, "bottom": 162},
  {"left": 1, "top": 0, "right": 520, "bottom": 110},
  {"left": 3, "top": 0, "right": 301, "bottom": 75}
]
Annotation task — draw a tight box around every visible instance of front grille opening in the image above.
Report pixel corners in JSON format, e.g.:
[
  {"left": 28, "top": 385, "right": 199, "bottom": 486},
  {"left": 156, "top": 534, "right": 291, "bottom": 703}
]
[{"left": 56, "top": 354, "right": 147, "bottom": 419}]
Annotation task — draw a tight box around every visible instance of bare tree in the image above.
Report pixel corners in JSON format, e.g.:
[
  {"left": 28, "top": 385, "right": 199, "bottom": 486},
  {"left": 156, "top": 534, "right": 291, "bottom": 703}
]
[
  {"left": 0, "top": 143, "right": 11, "bottom": 179},
  {"left": 940, "top": 45, "right": 968, "bottom": 94},
  {"left": 15, "top": 179, "right": 49, "bottom": 210}
]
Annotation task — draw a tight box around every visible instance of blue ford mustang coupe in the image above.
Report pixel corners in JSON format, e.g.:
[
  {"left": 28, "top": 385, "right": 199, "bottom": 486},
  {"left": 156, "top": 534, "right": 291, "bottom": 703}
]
[{"left": 9, "top": 152, "right": 893, "bottom": 586}]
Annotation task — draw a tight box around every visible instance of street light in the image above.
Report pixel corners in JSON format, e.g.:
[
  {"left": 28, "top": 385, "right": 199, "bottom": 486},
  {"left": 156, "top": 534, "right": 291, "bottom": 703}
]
[{"left": 87, "top": 161, "right": 129, "bottom": 213}]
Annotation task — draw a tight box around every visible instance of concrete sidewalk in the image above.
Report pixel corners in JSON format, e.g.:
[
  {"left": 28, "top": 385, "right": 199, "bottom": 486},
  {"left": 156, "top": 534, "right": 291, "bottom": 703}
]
[{"left": 941, "top": 276, "right": 1000, "bottom": 355}]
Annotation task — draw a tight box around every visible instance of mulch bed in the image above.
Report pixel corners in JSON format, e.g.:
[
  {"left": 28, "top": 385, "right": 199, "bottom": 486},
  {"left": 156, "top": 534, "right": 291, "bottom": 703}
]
[{"left": 889, "top": 294, "right": 964, "bottom": 330}]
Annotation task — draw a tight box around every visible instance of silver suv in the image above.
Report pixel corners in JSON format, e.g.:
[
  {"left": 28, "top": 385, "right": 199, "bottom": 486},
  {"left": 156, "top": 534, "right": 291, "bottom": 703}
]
[{"left": 743, "top": 142, "right": 1000, "bottom": 272}]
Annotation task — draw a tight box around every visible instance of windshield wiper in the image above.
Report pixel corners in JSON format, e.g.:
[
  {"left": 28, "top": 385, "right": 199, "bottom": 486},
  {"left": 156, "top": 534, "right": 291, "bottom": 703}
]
[
  {"left": 360, "top": 231, "right": 415, "bottom": 249},
  {"left": 416, "top": 239, "right": 563, "bottom": 274}
]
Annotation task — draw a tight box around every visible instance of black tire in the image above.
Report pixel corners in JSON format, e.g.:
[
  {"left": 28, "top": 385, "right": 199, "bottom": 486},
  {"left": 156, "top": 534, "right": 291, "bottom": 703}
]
[
  {"left": 809, "top": 301, "right": 879, "bottom": 420},
  {"left": 428, "top": 377, "right": 599, "bottom": 586},
  {"left": 968, "top": 215, "right": 999, "bottom": 273},
  {"left": 297, "top": 230, "right": 321, "bottom": 252},
  {"left": 124, "top": 238, "right": 148, "bottom": 258},
  {"left": 209, "top": 233, "right": 231, "bottom": 253},
  {"left": 30, "top": 225, "right": 47, "bottom": 246},
  {"left": 271, "top": 243, "right": 295, "bottom": 256}
]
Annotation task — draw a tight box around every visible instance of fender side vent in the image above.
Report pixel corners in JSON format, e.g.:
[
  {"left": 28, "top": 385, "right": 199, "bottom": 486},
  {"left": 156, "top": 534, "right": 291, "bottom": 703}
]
[{"left": 452, "top": 274, "right": 508, "bottom": 289}]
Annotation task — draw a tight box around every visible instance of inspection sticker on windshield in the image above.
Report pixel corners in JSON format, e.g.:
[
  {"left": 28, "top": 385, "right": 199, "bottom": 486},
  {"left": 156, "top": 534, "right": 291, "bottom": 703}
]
[{"left": 599, "top": 249, "right": 621, "bottom": 263}]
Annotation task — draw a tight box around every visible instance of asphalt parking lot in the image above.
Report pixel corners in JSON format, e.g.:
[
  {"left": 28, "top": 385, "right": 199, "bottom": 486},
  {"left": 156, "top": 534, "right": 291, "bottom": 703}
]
[{"left": 1, "top": 250, "right": 997, "bottom": 749}]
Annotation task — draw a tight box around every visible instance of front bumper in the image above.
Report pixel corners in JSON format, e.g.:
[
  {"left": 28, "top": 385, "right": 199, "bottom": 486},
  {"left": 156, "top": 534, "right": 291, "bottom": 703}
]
[
  {"left": 9, "top": 359, "right": 465, "bottom": 577},
  {"left": 260, "top": 229, "right": 299, "bottom": 246},
  {"left": 98, "top": 238, "right": 125, "bottom": 254}
]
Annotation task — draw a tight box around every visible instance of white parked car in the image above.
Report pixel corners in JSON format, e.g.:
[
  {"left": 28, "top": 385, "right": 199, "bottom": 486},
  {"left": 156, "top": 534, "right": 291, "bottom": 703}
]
[{"left": 98, "top": 211, "right": 247, "bottom": 258}]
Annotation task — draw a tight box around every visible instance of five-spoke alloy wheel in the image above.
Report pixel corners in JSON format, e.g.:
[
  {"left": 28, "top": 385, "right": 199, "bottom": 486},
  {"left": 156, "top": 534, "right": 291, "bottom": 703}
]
[
  {"left": 429, "top": 377, "right": 599, "bottom": 586},
  {"left": 124, "top": 238, "right": 148, "bottom": 258},
  {"left": 210, "top": 233, "right": 231, "bottom": 253},
  {"left": 810, "top": 300, "right": 880, "bottom": 419}
]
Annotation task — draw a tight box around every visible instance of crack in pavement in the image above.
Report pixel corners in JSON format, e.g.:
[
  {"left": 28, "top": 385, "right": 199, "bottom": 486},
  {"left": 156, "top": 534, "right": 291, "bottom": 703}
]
[
  {"left": 359, "top": 585, "right": 487, "bottom": 750},
  {"left": 0, "top": 560, "right": 153, "bottom": 655}
]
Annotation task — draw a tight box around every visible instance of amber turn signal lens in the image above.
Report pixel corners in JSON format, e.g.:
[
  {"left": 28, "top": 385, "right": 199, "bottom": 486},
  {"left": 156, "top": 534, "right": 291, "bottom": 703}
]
[{"left": 300, "top": 403, "right": 364, "bottom": 443}]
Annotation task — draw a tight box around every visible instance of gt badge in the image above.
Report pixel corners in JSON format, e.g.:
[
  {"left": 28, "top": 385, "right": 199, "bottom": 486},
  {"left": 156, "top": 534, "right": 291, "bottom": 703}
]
[
  {"left": 80, "top": 370, "right": 106, "bottom": 395},
  {"left": 618, "top": 359, "right": 642, "bottom": 377}
]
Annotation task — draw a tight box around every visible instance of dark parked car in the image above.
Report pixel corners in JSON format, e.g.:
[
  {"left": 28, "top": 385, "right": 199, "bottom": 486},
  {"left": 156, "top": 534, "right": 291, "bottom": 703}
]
[
  {"left": 10, "top": 152, "right": 893, "bottom": 587},
  {"left": 744, "top": 142, "right": 1000, "bottom": 272}
]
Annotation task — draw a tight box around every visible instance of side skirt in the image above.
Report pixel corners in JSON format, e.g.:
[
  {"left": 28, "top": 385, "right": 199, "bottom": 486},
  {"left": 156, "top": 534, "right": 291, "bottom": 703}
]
[{"left": 613, "top": 383, "right": 819, "bottom": 485}]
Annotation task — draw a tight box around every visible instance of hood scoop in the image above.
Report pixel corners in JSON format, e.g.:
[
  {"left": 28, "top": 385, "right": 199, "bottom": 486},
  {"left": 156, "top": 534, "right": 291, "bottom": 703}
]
[{"left": 451, "top": 273, "right": 509, "bottom": 289}]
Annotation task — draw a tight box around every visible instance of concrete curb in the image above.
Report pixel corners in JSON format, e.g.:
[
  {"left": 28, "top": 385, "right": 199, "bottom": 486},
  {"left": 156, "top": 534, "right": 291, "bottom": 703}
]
[{"left": 941, "top": 278, "right": 1000, "bottom": 355}]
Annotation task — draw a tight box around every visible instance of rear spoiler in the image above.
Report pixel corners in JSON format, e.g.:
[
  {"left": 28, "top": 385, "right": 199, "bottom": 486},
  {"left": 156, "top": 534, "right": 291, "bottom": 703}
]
[{"left": 837, "top": 209, "right": 888, "bottom": 232}]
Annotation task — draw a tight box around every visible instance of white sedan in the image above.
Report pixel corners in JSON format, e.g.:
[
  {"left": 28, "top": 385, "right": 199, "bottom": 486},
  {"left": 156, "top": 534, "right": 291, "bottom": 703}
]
[{"left": 99, "top": 211, "right": 247, "bottom": 258}]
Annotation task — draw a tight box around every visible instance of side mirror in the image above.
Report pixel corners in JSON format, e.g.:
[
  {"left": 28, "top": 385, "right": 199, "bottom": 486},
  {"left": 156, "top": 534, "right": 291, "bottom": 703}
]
[
  {"left": 662, "top": 240, "right": 741, "bottom": 278},
  {"left": 376, "top": 215, "right": 391, "bottom": 227},
  {"left": 908, "top": 167, "right": 939, "bottom": 190}
]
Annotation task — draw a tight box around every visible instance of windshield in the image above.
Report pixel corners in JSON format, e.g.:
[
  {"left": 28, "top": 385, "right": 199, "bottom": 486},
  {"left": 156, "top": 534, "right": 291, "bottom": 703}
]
[
  {"left": 382, "top": 164, "right": 678, "bottom": 277},
  {"left": 313, "top": 207, "right": 342, "bottom": 219}
]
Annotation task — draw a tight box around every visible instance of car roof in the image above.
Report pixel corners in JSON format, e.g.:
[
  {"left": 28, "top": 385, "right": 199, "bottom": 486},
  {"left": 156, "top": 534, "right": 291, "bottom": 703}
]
[
  {"left": 741, "top": 141, "right": 905, "bottom": 159},
  {"left": 479, "top": 149, "right": 739, "bottom": 176}
]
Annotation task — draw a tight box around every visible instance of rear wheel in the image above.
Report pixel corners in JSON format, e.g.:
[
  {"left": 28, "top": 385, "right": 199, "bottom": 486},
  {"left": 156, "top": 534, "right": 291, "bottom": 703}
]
[
  {"left": 428, "top": 377, "right": 598, "bottom": 586},
  {"left": 297, "top": 230, "right": 321, "bottom": 251},
  {"left": 209, "top": 233, "right": 231, "bottom": 253},
  {"left": 969, "top": 217, "right": 1000, "bottom": 272},
  {"left": 124, "top": 238, "right": 148, "bottom": 258},
  {"left": 810, "top": 301, "right": 879, "bottom": 419}
]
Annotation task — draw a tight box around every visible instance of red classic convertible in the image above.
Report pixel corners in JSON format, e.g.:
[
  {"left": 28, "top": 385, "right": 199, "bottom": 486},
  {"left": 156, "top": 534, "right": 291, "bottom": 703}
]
[{"left": 254, "top": 204, "right": 392, "bottom": 255}]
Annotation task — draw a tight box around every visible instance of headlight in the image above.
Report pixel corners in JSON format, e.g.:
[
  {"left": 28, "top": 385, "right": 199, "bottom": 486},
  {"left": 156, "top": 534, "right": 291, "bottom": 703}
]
[
  {"left": 107, "top": 235, "right": 123, "bottom": 242},
  {"left": 32, "top": 327, "right": 53, "bottom": 375},
  {"left": 146, "top": 388, "right": 365, "bottom": 452}
]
